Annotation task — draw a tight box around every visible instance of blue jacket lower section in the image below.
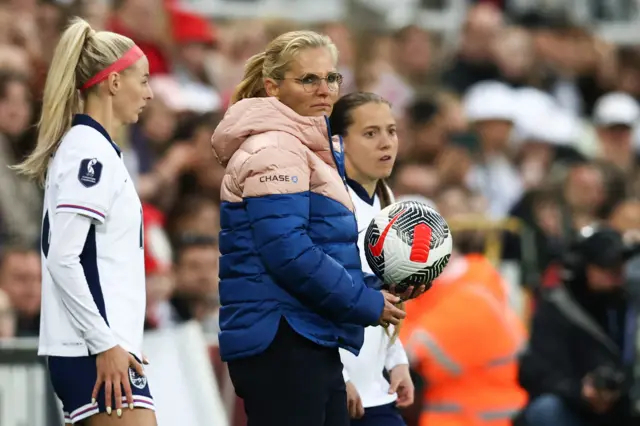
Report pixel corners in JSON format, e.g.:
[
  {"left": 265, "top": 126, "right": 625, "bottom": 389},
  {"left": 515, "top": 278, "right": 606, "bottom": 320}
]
[{"left": 218, "top": 191, "right": 384, "bottom": 362}]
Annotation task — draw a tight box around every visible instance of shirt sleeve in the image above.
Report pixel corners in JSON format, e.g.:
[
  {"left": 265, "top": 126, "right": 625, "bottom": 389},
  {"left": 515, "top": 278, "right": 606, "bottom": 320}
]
[
  {"left": 54, "top": 143, "right": 119, "bottom": 224},
  {"left": 385, "top": 335, "right": 410, "bottom": 372},
  {"left": 45, "top": 211, "right": 118, "bottom": 354}
]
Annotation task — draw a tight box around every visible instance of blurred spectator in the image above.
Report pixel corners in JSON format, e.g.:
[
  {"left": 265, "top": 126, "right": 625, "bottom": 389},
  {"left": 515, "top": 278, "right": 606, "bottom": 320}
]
[
  {"left": 563, "top": 160, "right": 627, "bottom": 231},
  {"left": 0, "top": 244, "right": 40, "bottom": 336},
  {"left": 208, "top": 20, "right": 267, "bottom": 99},
  {"left": 392, "top": 163, "right": 440, "bottom": 200},
  {"left": 171, "top": 11, "right": 221, "bottom": 113},
  {"left": 108, "top": 0, "right": 172, "bottom": 75},
  {"left": 434, "top": 183, "right": 489, "bottom": 255},
  {"left": 615, "top": 47, "right": 640, "bottom": 100},
  {"left": 0, "top": 45, "right": 31, "bottom": 77},
  {"left": 319, "top": 21, "right": 354, "bottom": 91},
  {"left": 128, "top": 102, "right": 198, "bottom": 207},
  {"left": 168, "top": 195, "right": 220, "bottom": 241},
  {"left": 435, "top": 184, "right": 487, "bottom": 221},
  {"left": 353, "top": 30, "right": 415, "bottom": 117},
  {"left": 442, "top": 2, "right": 503, "bottom": 93},
  {"left": 464, "top": 80, "right": 523, "bottom": 218},
  {"left": 176, "top": 112, "right": 225, "bottom": 199},
  {"left": 0, "top": 287, "right": 15, "bottom": 339},
  {"left": 512, "top": 87, "right": 578, "bottom": 189},
  {"left": 0, "top": 71, "right": 41, "bottom": 246},
  {"left": 436, "top": 91, "right": 468, "bottom": 135},
  {"left": 590, "top": 92, "right": 640, "bottom": 174},
  {"left": 406, "top": 98, "right": 445, "bottom": 164},
  {"left": 70, "top": 0, "right": 110, "bottom": 31},
  {"left": 171, "top": 234, "right": 220, "bottom": 334},
  {"left": 392, "top": 25, "right": 433, "bottom": 88},
  {"left": 493, "top": 26, "right": 537, "bottom": 88},
  {"left": 520, "top": 227, "right": 638, "bottom": 426},
  {"left": 38, "top": 0, "right": 70, "bottom": 65}
]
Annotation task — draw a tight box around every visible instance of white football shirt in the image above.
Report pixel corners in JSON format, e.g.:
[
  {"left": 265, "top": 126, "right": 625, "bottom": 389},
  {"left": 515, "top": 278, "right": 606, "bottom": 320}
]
[
  {"left": 341, "top": 179, "right": 409, "bottom": 408},
  {"left": 38, "top": 114, "right": 146, "bottom": 359}
]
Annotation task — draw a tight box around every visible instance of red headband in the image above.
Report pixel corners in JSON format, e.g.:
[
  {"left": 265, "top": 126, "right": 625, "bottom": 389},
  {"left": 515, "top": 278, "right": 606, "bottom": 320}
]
[{"left": 81, "top": 46, "right": 145, "bottom": 91}]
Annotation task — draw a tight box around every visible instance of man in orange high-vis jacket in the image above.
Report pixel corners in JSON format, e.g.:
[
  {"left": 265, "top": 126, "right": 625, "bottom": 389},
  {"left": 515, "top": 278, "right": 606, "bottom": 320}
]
[{"left": 401, "top": 252, "right": 528, "bottom": 426}]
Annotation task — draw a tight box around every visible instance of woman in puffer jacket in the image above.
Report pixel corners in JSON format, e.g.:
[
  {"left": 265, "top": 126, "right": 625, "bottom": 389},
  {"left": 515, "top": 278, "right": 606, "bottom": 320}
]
[{"left": 210, "top": 30, "right": 406, "bottom": 426}]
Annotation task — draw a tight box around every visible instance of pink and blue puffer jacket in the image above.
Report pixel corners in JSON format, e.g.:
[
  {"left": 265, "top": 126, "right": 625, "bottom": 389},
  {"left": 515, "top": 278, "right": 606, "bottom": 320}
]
[{"left": 211, "top": 97, "right": 384, "bottom": 362}]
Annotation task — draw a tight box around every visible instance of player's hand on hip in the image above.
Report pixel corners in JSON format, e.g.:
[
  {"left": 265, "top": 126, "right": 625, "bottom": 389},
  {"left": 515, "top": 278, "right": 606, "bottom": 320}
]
[
  {"left": 92, "top": 345, "right": 145, "bottom": 417},
  {"left": 346, "top": 381, "right": 365, "bottom": 419},
  {"left": 379, "top": 291, "right": 406, "bottom": 326}
]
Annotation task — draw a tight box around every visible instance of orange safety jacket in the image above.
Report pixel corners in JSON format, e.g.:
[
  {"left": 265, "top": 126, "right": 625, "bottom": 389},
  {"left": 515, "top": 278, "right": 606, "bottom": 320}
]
[{"left": 402, "top": 254, "right": 528, "bottom": 426}]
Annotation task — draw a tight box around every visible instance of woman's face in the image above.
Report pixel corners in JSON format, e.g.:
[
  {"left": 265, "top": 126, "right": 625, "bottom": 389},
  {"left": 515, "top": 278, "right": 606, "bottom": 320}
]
[
  {"left": 265, "top": 47, "right": 340, "bottom": 117},
  {"left": 344, "top": 102, "right": 398, "bottom": 183},
  {"left": 493, "top": 28, "right": 534, "bottom": 80},
  {"left": 0, "top": 79, "right": 31, "bottom": 137},
  {"left": 112, "top": 56, "right": 153, "bottom": 125}
]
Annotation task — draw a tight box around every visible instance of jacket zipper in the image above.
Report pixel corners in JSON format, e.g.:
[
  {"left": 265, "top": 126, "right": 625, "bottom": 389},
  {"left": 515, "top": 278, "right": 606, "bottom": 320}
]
[
  {"left": 324, "top": 116, "right": 347, "bottom": 183},
  {"left": 324, "top": 116, "right": 360, "bottom": 237}
]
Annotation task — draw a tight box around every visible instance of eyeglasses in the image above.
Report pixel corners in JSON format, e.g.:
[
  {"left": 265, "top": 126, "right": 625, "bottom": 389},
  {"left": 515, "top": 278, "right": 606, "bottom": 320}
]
[{"left": 281, "top": 72, "right": 343, "bottom": 93}]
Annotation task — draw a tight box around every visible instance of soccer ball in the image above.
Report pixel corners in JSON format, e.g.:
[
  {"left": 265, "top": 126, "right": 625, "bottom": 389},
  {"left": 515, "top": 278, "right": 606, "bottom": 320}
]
[{"left": 365, "top": 201, "right": 453, "bottom": 292}]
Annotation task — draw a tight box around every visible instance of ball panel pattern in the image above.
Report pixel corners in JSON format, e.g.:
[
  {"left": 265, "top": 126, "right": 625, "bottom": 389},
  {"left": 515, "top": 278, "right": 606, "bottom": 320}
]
[
  {"left": 364, "top": 201, "right": 452, "bottom": 291},
  {"left": 364, "top": 221, "right": 384, "bottom": 278},
  {"left": 393, "top": 201, "right": 450, "bottom": 250}
]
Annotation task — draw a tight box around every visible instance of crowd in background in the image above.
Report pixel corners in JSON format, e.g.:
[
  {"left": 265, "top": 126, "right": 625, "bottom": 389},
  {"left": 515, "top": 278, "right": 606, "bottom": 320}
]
[{"left": 1, "top": 0, "right": 640, "bottom": 424}]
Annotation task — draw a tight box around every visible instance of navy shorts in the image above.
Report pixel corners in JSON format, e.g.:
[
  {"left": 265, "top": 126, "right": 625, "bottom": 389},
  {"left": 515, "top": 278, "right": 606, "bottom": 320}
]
[
  {"left": 47, "top": 354, "right": 155, "bottom": 424},
  {"left": 350, "top": 403, "right": 406, "bottom": 426}
]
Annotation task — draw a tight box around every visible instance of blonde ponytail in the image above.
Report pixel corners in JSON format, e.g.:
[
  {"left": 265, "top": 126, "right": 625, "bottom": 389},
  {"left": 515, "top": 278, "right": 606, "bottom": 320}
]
[
  {"left": 377, "top": 180, "right": 402, "bottom": 344},
  {"left": 12, "top": 18, "right": 92, "bottom": 185},
  {"left": 231, "top": 52, "right": 267, "bottom": 105},
  {"left": 12, "top": 17, "right": 136, "bottom": 186},
  {"left": 384, "top": 301, "right": 405, "bottom": 345}
]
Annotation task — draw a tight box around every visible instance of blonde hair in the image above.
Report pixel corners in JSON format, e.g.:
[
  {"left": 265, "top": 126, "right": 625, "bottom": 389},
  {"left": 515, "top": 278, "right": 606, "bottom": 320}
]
[
  {"left": 12, "top": 17, "right": 135, "bottom": 185},
  {"left": 378, "top": 183, "right": 404, "bottom": 345},
  {"left": 231, "top": 30, "right": 338, "bottom": 104},
  {"left": 384, "top": 301, "right": 405, "bottom": 345}
]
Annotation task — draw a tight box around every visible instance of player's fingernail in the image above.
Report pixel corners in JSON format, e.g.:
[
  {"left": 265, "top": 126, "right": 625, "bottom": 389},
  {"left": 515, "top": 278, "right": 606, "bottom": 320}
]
[
  {"left": 106, "top": 406, "right": 112, "bottom": 415},
  {"left": 92, "top": 398, "right": 96, "bottom": 405},
  {"left": 117, "top": 408, "right": 122, "bottom": 417},
  {"left": 129, "top": 403, "right": 134, "bottom": 410}
]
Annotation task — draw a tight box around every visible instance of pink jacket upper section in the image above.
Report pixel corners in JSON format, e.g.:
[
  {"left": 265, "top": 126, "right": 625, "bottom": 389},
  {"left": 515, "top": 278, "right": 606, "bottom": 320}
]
[{"left": 211, "top": 97, "right": 354, "bottom": 211}]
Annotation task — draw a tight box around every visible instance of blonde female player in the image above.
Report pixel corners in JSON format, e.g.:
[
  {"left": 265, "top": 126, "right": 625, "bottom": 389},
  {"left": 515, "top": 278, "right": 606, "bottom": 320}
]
[
  {"left": 12, "top": 18, "right": 155, "bottom": 426},
  {"left": 330, "top": 92, "right": 420, "bottom": 426}
]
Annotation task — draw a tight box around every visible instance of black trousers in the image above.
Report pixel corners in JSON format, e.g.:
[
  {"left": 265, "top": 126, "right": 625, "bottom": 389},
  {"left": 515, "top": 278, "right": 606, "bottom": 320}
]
[{"left": 228, "top": 318, "right": 349, "bottom": 426}]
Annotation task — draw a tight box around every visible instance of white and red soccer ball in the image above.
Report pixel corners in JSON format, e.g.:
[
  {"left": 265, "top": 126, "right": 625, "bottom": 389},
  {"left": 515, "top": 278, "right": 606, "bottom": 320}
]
[{"left": 365, "top": 201, "right": 453, "bottom": 292}]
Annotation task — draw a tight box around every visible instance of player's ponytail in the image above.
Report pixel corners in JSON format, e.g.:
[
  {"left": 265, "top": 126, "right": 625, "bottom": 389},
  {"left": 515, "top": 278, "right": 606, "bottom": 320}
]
[
  {"left": 375, "top": 179, "right": 405, "bottom": 345},
  {"left": 384, "top": 303, "right": 404, "bottom": 345},
  {"left": 13, "top": 18, "right": 136, "bottom": 185},
  {"left": 231, "top": 30, "right": 337, "bottom": 105},
  {"left": 12, "top": 18, "right": 92, "bottom": 185}
]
